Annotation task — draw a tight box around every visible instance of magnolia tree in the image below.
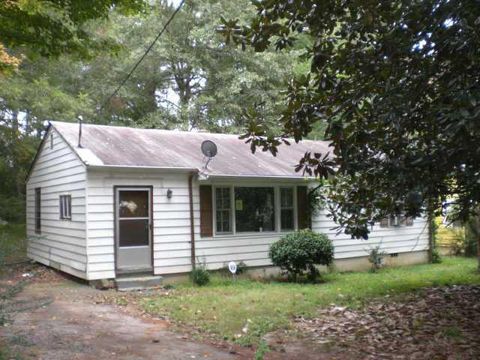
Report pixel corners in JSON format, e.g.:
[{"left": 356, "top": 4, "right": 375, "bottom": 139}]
[{"left": 220, "top": 0, "right": 480, "bottom": 268}]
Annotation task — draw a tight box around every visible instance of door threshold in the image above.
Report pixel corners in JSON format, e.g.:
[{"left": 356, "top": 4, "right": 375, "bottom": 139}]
[{"left": 116, "top": 268, "right": 153, "bottom": 277}]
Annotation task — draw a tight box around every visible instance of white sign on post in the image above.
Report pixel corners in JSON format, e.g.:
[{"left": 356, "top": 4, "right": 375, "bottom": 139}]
[{"left": 228, "top": 261, "right": 237, "bottom": 274}]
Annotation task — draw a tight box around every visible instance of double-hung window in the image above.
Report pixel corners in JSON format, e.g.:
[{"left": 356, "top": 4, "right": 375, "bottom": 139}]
[
  {"left": 59, "top": 195, "right": 72, "bottom": 220},
  {"left": 280, "top": 187, "right": 294, "bottom": 231},
  {"left": 215, "top": 187, "right": 231, "bottom": 233}
]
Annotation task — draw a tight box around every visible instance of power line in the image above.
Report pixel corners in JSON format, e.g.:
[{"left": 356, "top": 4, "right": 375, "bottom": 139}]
[{"left": 98, "top": 0, "right": 186, "bottom": 113}]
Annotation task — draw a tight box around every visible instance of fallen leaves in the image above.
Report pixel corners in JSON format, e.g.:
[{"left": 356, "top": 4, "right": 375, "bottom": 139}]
[{"left": 294, "top": 285, "right": 480, "bottom": 359}]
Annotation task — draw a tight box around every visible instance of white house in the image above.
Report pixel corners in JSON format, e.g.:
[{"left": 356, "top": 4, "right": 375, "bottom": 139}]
[{"left": 25, "top": 121, "right": 429, "bottom": 281}]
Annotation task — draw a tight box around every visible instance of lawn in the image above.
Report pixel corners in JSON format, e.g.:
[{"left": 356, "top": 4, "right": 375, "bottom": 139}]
[
  {"left": 141, "top": 257, "right": 480, "bottom": 346},
  {"left": 0, "top": 223, "right": 27, "bottom": 265}
]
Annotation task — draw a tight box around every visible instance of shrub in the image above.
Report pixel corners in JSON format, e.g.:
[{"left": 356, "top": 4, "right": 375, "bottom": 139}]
[
  {"left": 269, "top": 229, "right": 333, "bottom": 282},
  {"left": 190, "top": 260, "right": 210, "bottom": 286},
  {"left": 367, "top": 246, "right": 387, "bottom": 272}
]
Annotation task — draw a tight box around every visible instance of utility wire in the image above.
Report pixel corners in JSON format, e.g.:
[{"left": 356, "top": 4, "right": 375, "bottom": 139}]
[{"left": 98, "top": 0, "right": 186, "bottom": 113}]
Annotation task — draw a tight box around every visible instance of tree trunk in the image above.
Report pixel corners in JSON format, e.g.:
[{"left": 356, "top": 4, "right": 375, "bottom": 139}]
[
  {"left": 427, "top": 206, "right": 435, "bottom": 263},
  {"left": 477, "top": 232, "right": 480, "bottom": 273}
]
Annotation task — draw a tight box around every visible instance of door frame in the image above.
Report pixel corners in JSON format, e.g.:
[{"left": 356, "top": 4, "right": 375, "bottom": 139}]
[{"left": 113, "top": 185, "right": 154, "bottom": 275}]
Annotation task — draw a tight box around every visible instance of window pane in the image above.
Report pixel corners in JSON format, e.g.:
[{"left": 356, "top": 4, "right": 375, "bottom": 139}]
[
  {"left": 35, "top": 188, "right": 41, "bottom": 233},
  {"left": 119, "top": 191, "right": 148, "bottom": 218},
  {"left": 281, "top": 209, "right": 294, "bottom": 231},
  {"left": 235, "top": 187, "right": 275, "bottom": 232},
  {"left": 119, "top": 219, "right": 149, "bottom": 247},
  {"left": 280, "top": 188, "right": 293, "bottom": 208},
  {"left": 215, "top": 188, "right": 231, "bottom": 233}
]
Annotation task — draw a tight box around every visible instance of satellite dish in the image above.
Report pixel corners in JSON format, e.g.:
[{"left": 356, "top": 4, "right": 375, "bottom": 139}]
[{"left": 201, "top": 140, "right": 217, "bottom": 158}]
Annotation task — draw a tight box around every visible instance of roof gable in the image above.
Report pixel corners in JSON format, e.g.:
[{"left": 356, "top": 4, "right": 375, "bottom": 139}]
[{"left": 50, "top": 121, "right": 331, "bottom": 178}]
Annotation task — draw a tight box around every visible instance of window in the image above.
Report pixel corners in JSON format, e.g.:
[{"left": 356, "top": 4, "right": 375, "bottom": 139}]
[
  {"left": 35, "top": 188, "right": 41, "bottom": 234},
  {"left": 50, "top": 134, "right": 54, "bottom": 149},
  {"left": 280, "top": 187, "right": 294, "bottom": 231},
  {"left": 59, "top": 195, "right": 72, "bottom": 220},
  {"left": 379, "top": 215, "right": 414, "bottom": 227},
  {"left": 235, "top": 187, "right": 275, "bottom": 232},
  {"left": 215, "top": 187, "right": 231, "bottom": 233}
]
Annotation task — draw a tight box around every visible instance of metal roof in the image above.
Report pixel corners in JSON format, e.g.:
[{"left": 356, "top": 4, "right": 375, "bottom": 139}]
[{"left": 51, "top": 121, "right": 331, "bottom": 178}]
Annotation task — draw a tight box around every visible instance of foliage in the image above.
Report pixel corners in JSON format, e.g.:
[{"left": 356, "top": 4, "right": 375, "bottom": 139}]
[
  {"left": 431, "top": 248, "right": 442, "bottom": 264},
  {"left": 0, "top": 224, "right": 27, "bottom": 266},
  {"left": 464, "top": 217, "right": 479, "bottom": 257},
  {"left": 141, "top": 257, "right": 480, "bottom": 347},
  {"left": 220, "top": 0, "right": 480, "bottom": 241},
  {"left": 190, "top": 259, "right": 210, "bottom": 286},
  {"left": 269, "top": 230, "right": 333, "bottom": 282},
  {"left": 367, "top": 246, "right": 387, "bottom": 273},
  {"left": 0, "top": 0, "right": 145, "bottom": 73}
]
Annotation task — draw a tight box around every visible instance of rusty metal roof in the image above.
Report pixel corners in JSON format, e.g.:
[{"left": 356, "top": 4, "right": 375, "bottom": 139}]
[{"left": 51, "top": 121, "right": 331, "bottom": 178}]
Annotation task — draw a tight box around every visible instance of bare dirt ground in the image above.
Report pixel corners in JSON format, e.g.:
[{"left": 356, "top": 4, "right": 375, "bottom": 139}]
[{"left": 0, "top": 263, "right": 253, "bottom": 360}]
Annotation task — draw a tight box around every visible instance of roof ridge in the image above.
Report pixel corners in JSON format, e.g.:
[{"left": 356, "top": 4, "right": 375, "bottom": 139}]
[{"left": 50, "top": 121, "right": 330, "bottom": 145}]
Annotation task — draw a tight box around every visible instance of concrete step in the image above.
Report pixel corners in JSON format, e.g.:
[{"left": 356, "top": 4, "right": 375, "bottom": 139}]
[{"left": 115, "top": 275, "right": 163, "bottom": 291}]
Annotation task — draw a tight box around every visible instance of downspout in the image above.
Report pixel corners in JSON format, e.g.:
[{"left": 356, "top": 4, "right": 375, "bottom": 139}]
[{"left": 188, "top": 172, "right": 196, "bottom": 269}]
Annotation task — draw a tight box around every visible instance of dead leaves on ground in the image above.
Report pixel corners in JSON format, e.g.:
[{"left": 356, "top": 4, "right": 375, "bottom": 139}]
[{"left": 294, "top": 285, "right": 480, "bottom": 359}]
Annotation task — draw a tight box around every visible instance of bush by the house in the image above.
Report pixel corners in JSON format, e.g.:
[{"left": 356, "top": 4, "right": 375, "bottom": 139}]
[
  {"left": 190, "top": 259, "right": 210, "bottom": 286},
  {"left": 367, "top": 246, "right": 387, "bottom": 272},
  {"left": 269, "top": 229, "right": 333, "bottom": 282}
]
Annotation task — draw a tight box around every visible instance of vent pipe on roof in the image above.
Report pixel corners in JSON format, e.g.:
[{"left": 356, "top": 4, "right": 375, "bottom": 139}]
[{"left": 77, "top": 116, "right": 83, "bottom": 148}]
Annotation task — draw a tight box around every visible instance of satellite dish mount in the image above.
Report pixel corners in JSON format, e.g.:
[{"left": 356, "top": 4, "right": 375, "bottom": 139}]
[{"left": 201, "top": 140, "right": 217, "bottom": 170}]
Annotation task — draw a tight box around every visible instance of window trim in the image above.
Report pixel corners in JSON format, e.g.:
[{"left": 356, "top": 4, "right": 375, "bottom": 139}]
[
  {"left": 211, "top": 184, "right": 299, "bottom": 237},
  {"left": 59, "top": 194, "right": 72, "bottom": 220}
]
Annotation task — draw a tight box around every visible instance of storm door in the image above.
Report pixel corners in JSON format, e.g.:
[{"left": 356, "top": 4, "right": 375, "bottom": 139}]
[{"left": 115, "top": 188, "right": 152, "bottom": 273}]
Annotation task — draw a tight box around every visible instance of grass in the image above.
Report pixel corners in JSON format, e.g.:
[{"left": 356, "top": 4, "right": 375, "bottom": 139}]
[
  {"left": 0, "top": 223, "right": 27, "bottom": 265},
  {"left": 141, "top": 257, "right": 480, "bottom": 346}
]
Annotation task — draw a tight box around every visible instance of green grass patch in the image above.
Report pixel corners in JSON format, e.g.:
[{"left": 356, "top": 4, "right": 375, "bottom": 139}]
[
  {"left": 141, "top": 257, "right": 480, "bottom": 346},
  {"left": 0, "top": 223, "right": 27, "bottom": 265}
]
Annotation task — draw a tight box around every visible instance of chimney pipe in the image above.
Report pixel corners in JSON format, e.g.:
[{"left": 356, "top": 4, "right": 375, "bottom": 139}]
[{"left": 78, "top": 116, "right": 83, "bottom": 148}]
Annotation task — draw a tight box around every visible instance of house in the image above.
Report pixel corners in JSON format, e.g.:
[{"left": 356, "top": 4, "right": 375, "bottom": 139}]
[{"left": 26, "top": 121, "right": 429, "bottom": 281}]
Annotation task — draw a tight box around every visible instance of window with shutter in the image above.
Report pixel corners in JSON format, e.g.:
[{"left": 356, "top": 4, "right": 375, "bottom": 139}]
[{"left": 199, "top": 185, "right": 213, "bottom": 237}]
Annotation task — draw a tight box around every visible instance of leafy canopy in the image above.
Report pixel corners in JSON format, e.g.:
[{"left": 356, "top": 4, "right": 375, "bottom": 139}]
[
  {"left": 0, "top": 0, "right": 145, "bottom": 73},
  {"left": 221, "top": 0, "right": 480, "bottom": 238}
]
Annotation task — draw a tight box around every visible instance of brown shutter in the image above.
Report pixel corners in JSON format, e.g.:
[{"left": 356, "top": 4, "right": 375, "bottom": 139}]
[
  {"left": 199, "top": 185, "right": 213, "bottom": 237},
  {"left": 297, "top": 186, "right": 311, "bottom": 230}
]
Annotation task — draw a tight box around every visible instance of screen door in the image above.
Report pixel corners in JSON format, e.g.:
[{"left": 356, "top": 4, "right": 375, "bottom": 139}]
[{"left": 115, "top": 188, "right": 152, "bottom": 272}]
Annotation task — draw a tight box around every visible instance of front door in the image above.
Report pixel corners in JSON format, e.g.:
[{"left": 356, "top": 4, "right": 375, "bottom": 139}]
[{"left": 115, "top": 187, "right": 152, "bottom": 273}]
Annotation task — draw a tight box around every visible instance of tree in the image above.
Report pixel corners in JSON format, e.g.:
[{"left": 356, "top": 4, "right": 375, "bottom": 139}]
[
  {"left": 221, "top": 1, "right": 480, "bottom": 268},
  {"left": 0, "top": 0, "right": 144, "bottom": 74}
]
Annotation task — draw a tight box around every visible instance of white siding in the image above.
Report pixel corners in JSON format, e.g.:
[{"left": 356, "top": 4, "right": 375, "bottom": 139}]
[
  {"left": 86, "top": 170, "right": 197, "bottom": 279},
  {"left": 26, "top": 128, "right": 87, "bottom": 279},
  {"left": 194, "top": 181, "right": 429, "bottom": 271},
  {"left": 312, "top": 210, "right": 429, "bottom": 259},
  {"left": 85, "top": 171, "right": 428, "bottom": 279}
]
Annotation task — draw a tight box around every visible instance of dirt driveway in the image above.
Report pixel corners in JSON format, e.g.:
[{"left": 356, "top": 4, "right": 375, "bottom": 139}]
[{"left": 0, "top": 265, "right": 253, "bottom": 360}]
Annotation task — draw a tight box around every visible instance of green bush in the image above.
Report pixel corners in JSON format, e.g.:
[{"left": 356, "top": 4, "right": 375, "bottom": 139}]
[
  {"left": 269, "top": 229, "right": 334, "bottom": 282},
  {"left": 190, "top": 265, "right": 210, "bottom": 286}
]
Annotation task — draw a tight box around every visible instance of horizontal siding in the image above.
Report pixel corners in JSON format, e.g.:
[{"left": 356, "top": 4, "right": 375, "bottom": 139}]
[
  {"left": 26, "top": 128, "right": 87, "bottom": 279},
  {"left": 86, "top": 171, "right": 197, "bottom": 278},
  {"left": 85, "top": 170, "right": 429, "bottom": 278}
]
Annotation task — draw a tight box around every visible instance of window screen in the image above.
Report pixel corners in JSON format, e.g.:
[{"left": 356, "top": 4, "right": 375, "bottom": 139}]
[
  {"left": 235, "top": 187, "right": 275, "bottom": 232},
  {"left": 59, "top": 195, "right": 72, "bottom": 220},
  {"left": 215, "top": 187, "right": 231, "bottom": 233}
]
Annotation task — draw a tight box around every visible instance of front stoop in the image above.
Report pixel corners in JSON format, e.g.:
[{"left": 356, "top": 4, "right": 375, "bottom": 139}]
[{"left": 115, "top": 275, "right": 163, "bottom": 291}]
